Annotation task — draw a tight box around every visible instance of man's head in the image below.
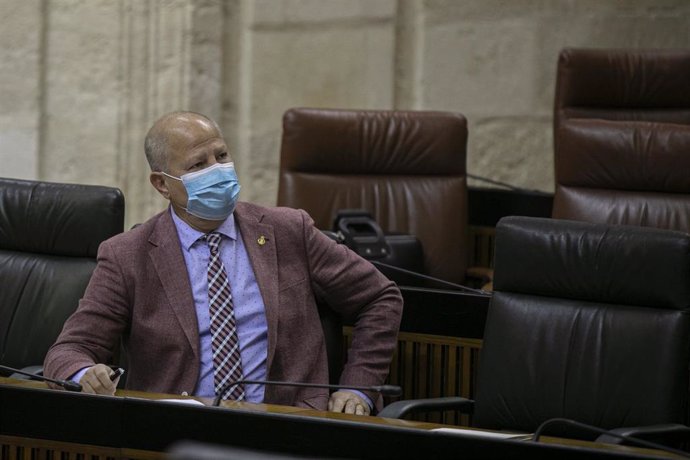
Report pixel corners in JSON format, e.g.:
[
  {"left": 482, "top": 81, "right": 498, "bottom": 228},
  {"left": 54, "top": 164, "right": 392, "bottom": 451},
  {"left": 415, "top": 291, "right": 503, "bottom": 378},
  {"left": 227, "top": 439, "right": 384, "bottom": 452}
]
[
  {"left": 146, "top": 111, "right": 236, "bottom": 232},
  {"left": 144, "top": 111, "right": 224, "bottom": 172}
]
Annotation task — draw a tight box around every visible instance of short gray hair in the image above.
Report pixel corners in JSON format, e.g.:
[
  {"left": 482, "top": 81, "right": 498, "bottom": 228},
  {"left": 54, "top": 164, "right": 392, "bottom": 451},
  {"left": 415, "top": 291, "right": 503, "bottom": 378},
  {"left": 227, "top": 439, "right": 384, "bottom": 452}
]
[{"left": 144, "top": 111, "right": 223, "bottom": 172}]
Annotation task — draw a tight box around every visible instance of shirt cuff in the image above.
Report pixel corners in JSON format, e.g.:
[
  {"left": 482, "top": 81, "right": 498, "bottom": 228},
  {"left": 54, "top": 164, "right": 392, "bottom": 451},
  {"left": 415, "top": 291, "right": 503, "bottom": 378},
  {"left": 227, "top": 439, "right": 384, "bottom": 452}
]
[{"left": 70, "top": 366, "right": 90, "bottom": 384}]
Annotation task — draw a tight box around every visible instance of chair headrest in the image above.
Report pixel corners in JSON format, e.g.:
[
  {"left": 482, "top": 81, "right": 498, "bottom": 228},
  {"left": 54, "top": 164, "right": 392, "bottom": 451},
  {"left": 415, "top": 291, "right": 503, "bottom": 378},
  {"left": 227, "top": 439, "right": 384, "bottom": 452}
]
[
  {"left": 280, "top": 108, "right": 467, "bottom": 175},
  {"left": 493, "top": 216, "right": 690, "bottom": 310},
  {"left": 0, "top": 177, "right": 125, "bottom": 257},
  {"left": 556, "top": 48, "right": 690, "bottom": 109}
]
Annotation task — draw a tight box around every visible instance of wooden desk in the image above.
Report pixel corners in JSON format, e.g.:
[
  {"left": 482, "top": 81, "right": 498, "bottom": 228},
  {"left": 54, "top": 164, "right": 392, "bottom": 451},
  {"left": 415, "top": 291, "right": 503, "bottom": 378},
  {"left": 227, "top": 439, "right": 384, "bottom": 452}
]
[{"left": 0, "top": 378, "right": 677, "bottom": 459}]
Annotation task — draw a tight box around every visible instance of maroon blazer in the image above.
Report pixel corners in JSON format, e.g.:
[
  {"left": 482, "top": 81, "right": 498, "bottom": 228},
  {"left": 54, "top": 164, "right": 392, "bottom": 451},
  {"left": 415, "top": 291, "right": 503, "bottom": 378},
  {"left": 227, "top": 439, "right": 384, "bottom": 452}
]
[{"left": 44, "top": 202, "right": 402, "bottom": 410}]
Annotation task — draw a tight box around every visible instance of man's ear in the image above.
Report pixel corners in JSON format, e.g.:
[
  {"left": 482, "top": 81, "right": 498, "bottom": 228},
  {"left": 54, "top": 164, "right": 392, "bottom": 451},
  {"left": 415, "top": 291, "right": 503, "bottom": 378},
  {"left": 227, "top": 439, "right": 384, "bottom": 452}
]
[{"left": 150, "top": 172, "right": 170, "bottom": 199}]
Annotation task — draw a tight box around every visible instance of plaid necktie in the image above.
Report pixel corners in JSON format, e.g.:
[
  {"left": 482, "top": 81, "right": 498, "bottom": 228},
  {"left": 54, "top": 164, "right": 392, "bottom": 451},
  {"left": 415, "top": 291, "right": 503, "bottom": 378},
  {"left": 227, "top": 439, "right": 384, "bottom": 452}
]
[{"left": 203, "top": 232, "right": 245, "bottom": 401}]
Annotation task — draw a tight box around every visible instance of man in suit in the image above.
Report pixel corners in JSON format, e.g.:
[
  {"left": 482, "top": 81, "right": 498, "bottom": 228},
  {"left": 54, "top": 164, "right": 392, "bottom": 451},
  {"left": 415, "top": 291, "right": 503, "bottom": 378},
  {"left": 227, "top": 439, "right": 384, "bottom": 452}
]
[{"left": 44, "top": 111, "right": 403, "bottom": 415}]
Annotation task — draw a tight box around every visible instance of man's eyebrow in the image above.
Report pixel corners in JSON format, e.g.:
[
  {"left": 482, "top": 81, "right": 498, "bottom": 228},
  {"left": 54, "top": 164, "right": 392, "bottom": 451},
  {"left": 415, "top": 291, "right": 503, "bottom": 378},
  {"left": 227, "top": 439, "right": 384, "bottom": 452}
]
[
  {"left": 184, "top": 150, "right": 207, "bottom": 165},
  {"left": 212, "top": 144, "right": 229, "bottom": 154}
]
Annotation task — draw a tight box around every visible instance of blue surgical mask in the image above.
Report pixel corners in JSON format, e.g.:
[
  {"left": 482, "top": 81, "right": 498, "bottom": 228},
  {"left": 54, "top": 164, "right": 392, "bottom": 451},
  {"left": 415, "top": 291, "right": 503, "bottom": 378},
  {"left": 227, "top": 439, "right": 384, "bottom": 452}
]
[{"left": 162, "top": 162, "right": 241, "bottom": 221}]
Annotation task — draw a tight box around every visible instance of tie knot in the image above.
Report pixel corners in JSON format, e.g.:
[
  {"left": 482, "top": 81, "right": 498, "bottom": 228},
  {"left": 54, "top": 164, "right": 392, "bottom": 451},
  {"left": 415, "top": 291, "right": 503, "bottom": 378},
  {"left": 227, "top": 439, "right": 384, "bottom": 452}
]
[{"left": 204, "top": 232, "right": 222, "bottom": 254}]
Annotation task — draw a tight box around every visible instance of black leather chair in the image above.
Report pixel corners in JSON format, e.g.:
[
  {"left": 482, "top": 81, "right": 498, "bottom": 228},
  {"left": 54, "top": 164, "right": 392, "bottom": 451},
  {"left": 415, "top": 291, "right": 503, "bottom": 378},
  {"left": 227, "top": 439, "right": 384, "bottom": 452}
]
[
  {"left": 380, "top": 216, "right": 690, "bottom": 446},
  {"left": 0, "top": 177, "right": 124, "bottom": 374}
]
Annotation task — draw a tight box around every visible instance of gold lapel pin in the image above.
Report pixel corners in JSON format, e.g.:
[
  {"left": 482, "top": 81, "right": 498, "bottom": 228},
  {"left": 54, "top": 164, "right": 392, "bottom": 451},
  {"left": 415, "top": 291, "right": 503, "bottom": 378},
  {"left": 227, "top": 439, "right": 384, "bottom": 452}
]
[{"left": 257, "top": 235, "right": 267, "bottom": 245}]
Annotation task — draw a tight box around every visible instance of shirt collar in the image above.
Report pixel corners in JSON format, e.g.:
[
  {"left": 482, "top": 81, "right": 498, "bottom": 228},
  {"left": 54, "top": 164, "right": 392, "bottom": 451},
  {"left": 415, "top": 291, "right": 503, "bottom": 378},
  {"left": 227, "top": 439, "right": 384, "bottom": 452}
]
[{"left": 169, "top": 207, "right": 237, "bottom": 251}]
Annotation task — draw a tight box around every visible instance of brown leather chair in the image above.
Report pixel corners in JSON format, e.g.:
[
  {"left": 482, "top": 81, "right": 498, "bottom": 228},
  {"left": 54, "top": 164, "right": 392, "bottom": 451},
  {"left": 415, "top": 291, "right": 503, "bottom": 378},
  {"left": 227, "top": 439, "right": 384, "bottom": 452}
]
[
  {"left": 552, "top": 118, "right": 690, "bottom": 232},
  {"left": 278, "top": 108, "right": 469, "bottom": 285},
  {"left": 554, "top": 48, "right": 690, "bottom": 132},
  {"left": 552, "top": 49, "right": 690, "bottom": 230}
]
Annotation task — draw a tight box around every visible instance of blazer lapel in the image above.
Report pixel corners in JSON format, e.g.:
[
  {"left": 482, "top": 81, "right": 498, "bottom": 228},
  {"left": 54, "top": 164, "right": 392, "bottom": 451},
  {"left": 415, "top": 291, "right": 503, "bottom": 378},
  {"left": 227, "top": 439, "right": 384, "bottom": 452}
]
[
  {"left": 148, "top": 210, "right": 200, "bottom": 359},
  {"left": 234, "top": 203, "right": 279, "bottom": 373}
]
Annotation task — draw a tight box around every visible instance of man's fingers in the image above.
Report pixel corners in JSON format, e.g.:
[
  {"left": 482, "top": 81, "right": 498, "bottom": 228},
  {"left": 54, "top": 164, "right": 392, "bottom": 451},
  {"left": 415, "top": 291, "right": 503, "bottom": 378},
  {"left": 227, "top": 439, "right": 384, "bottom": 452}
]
[
  {"left": 329, "top": 390, "right": 370, "bottom": 415},
  {"left": 344, "top": 399, "right": 369, "bottom": 415},
  {"left": 329, "top": 392, "right": 347, "bottom": 413},
  {"left": 95, "top": 366, "right": 114, "bottom": 388},
  {"left": 344, "top": 398, "right": 358, "bottom": 414},
  {"left": 79, "top": 364, "right": 116, "bottom": 395},
  {"left": 80, "top": 379, "right": 96, "bottom": 394}
]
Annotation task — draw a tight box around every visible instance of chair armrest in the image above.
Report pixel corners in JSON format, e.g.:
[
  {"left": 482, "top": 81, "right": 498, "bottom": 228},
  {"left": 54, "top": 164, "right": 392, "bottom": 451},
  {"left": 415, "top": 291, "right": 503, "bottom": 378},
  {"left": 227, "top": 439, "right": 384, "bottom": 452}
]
[
  {"left": 378, "top": 397, "right": 474, "bottom": 419},
  {"left": 595, "top": 423, "right": 690, "bottom": 445}
]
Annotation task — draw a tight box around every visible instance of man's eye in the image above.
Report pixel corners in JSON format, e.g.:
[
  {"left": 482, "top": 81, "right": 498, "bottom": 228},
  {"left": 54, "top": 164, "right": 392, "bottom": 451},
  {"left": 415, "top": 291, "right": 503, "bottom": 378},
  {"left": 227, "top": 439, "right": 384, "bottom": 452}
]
[{"left": 218, "top": 152, "right": 229, "bottom": 159}]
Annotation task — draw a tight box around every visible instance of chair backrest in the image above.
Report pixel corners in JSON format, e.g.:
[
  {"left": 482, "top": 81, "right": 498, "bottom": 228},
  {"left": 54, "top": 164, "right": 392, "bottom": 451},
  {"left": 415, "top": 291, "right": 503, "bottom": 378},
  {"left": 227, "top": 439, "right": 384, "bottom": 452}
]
[
  {"left": 473, "top": 216, "right": 690, "bottom": 435},
  {"left": 0, "top": 177, "right": 124, "bottom": 369},
  {"left": 278, "top": 107, "right": 469, "bottom": 284},
  {"left": 554, "top": 48, "right": 690, "bottom": 131},
  {"left": 553, "top": 48, "right": 690, "bottom": 231},
  {"left": 552, "top": 118, "right": 690, "bottom": 232}
]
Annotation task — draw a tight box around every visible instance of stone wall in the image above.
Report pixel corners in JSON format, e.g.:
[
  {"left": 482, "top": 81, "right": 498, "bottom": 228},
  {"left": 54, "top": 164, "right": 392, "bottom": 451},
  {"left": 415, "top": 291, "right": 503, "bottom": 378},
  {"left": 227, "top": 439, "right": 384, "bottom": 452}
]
[{"left": 1, "top": 0, "right": 689, "bottom": 228}]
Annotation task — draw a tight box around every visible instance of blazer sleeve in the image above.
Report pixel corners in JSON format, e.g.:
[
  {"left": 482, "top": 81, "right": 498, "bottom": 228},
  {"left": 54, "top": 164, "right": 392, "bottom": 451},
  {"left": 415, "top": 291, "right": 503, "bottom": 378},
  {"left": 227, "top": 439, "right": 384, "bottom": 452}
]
[{"left": 300, "top": 210, "right": 403, "bottom": 405}]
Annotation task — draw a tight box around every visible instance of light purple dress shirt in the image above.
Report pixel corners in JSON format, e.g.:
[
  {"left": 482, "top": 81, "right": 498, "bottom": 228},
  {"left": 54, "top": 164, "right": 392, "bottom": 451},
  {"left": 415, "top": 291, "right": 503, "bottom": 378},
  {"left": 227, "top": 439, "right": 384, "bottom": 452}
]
[
  {"left": 172, "top": 210, "right": 371, "bottom": 407},
  {"left": 170, "top": 208, "right": 268, "bottom": 402}
]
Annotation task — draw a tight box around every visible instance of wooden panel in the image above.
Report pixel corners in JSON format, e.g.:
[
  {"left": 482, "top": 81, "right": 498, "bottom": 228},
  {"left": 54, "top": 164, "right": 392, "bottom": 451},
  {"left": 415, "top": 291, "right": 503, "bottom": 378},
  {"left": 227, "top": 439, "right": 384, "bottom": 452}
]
[
  {"left": 0, "top": 435, "right": 163, "bottom": 460},
  {"left": 344, "top": 328, "right": 482, "bottom": 426}
]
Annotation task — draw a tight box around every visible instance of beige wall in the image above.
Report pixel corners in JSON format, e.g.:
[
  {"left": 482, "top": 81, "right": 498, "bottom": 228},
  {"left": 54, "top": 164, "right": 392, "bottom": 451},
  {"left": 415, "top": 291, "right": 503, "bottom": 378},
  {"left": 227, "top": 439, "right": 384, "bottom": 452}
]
[{"left": 1, "top": 0, "right": 689, "bottom": 228}]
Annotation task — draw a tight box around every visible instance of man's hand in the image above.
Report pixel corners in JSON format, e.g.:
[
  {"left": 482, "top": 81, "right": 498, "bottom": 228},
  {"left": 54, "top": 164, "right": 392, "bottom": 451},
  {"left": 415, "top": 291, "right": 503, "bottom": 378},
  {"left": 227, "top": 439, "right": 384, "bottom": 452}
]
[
  {"left": 79, "top": 364, "right": 120, "bottom": 395},
  {"left": 328, "top": 390, "right": 371, "bottom": 416}
]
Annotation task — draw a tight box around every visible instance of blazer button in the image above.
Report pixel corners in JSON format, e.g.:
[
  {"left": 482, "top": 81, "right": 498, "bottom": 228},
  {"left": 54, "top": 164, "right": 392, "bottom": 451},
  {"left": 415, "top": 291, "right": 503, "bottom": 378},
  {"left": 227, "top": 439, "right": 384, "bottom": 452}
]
[{"left": 181, "top": 391, "right": 189, "bottom": 396}]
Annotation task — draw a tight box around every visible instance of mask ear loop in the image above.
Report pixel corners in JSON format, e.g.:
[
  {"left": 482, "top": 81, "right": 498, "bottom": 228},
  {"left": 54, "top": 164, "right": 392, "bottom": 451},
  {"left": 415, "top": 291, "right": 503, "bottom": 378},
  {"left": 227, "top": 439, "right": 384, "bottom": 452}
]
[
  {"left": 160, "top": 171, "right": 182, "bottom": 181},
  {"left": 158, "top": 171, "right": 191, "bottom": 214}
]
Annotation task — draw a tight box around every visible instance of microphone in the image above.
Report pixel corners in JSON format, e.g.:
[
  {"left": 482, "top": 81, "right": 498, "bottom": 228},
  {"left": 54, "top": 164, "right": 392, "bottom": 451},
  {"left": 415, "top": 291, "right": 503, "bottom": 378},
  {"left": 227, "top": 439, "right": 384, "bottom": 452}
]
[
  {"left": 0, "top": 364, "right": 82, "bottom": 392},
  {"left": 322, "top": 227, "right": 490, "bottom": 296},
  {"left": 370, "top": 260, "right": 491, "bottom": 296},
  {"left": 212, "top": 379, "right": 402, "bottom": 407},
  {"left": 532, "top": 417, "right": 690, "bottom": 458},
  {"left": 467, "top": 173, "right": 543, "bottom": 193},
  {"left": 324, "top": 210, "right": 490, "bottom": 295}
]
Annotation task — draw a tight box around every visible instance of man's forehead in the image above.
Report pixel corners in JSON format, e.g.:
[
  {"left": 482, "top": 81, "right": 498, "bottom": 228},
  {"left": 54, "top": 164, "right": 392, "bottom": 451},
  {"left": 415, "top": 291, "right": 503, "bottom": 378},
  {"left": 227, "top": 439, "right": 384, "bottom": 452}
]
[
  {"left": 167, "top": 114, "right": 216, "bottom": 133},
  {"left": 166, "top": 117, "right": 221, "bottom": 148}
]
